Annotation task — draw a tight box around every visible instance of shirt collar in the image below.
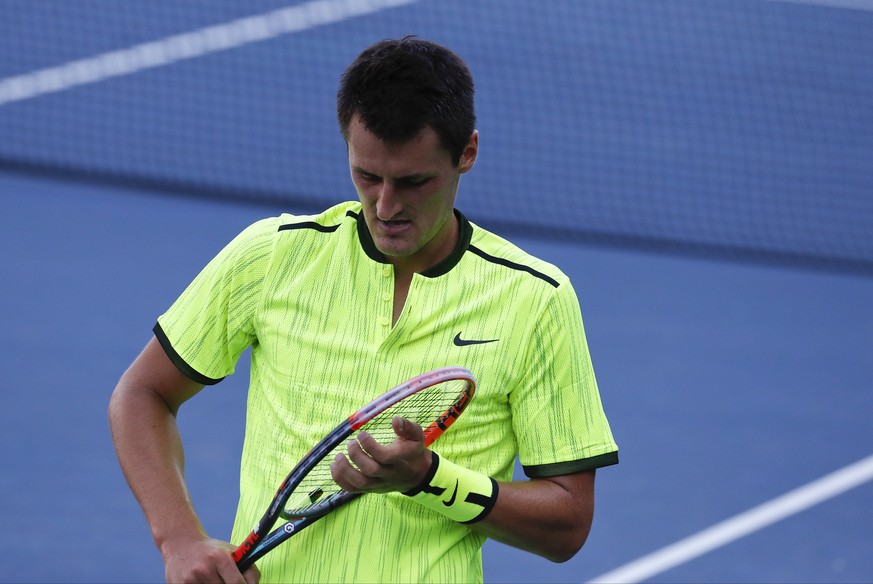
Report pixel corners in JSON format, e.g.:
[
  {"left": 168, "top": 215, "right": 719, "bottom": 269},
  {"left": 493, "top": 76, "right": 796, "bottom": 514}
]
[{"left": 355, "top": 209, "right": 473, "bottom": 278}]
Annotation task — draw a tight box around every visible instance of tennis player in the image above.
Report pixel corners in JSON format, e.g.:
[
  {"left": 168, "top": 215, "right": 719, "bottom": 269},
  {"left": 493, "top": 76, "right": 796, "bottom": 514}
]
[{"left": 110, "top": 37, "right": 618, "bottom": 583}]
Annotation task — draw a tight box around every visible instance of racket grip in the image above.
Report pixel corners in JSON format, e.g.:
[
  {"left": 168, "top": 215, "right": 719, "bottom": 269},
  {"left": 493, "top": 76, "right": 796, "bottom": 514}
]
[{"left": 232, "top": 531, "right": 261, "bottom": 571}]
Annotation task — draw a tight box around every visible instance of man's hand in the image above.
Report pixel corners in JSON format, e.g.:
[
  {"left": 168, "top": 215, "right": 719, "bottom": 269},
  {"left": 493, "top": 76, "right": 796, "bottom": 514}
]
[
  {"left": 162, "top": 535, "right": 260, "bottom": 584},
  {"left": 329, "top": 416, "right": 433, "bottom": 494}
]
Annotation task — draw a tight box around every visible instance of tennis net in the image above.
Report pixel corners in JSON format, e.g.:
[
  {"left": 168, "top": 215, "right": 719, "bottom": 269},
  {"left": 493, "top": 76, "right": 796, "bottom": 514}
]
[{"left": 1, "top": 0, "right": 871, "bottom": 274}]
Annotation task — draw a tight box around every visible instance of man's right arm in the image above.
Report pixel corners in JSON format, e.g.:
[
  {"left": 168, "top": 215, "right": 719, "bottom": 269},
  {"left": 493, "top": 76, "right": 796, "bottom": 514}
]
[{"left": 109, "top": 336, "right": 258, "bottom": 584}]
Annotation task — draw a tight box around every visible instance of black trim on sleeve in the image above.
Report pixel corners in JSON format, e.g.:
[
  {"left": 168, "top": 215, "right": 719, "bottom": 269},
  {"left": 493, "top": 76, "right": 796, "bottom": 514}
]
[
  {"left": 277, "top": 220, "right": 341, "bottom": 233},
  {"left": 468, "top": 245, "right": 560, "bottom": 288},
  {"left": 278, "top": 210, "right": 360, "bottom": 233},
  {"left": 522, "top": 451, "right": 619, "bottom": 479},
  {"left": 153, "top": 322, "right": 224, "bottom": 386}
]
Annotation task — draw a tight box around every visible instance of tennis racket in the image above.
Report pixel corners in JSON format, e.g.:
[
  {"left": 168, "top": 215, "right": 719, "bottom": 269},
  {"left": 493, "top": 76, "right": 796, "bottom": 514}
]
[{"left": 231, "top": 366, "right": 477, "bottom": 571}]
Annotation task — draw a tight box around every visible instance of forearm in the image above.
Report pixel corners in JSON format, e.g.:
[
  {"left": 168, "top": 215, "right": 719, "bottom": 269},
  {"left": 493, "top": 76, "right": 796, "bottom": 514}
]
[
  {"left": 400, "top": 452, "right": 595, "bottom": 563},
  {"left": 332, "top": 419, "right": 597, "bottom": 563},
  {"left": 470, "top": 474, "right": 594, "bottom": 563},
  {"left": 108, "top": 377, "right": 206, "bottom": 555}
]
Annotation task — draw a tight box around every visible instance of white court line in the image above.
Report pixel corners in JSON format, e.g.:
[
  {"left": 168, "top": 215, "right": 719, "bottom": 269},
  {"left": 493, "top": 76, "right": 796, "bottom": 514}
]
[
  {"left": 762, "top": 0, "right": 873, "bottom": 10},
  {"left": 1, "top": 0, "right": 868, "bottom": 108},
  {"left": 589, "top": 453, "right": 873, "bottom": 583},
  {"left": 0, "top": 0, "right": 416, "bottom": 107}
]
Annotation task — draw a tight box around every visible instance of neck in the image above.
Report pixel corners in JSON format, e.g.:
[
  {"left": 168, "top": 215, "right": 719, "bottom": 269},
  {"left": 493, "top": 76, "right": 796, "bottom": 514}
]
[{"left": 389, "top": 212, "right": 460, "bottom": 278}]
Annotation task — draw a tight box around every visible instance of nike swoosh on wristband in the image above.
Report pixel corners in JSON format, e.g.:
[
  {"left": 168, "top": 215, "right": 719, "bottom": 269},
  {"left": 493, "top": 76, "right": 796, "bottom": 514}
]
[
  {"left": 453, "top": 332, "right": 499, "bottom": 346},
  {"left": 443, "top": 480, "right": 459, "bottom": 506}
]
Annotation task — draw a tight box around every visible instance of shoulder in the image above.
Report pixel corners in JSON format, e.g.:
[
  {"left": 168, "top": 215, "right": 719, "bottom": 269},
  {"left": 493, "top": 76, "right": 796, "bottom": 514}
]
[
  {"left": 233, "top": 202, "right": 361, "bottom": 258},
  {"left": 275, "top": 201, "right": 361, "bottom": 232},
  {"left": 209, "top": 203, "right": 361, "bottom": 275},
  {"left": 465, "top": 221, "right": 570, "bottom": 290}
]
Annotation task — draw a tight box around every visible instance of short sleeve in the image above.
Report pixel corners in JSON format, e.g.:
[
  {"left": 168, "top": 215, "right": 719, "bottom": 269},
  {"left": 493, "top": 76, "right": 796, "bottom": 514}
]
[
  {"left": 155, "top": 217, "right": 278, "bottom": 384},
  {"left": 511, "top": 280, "right": 619, "bottom": 477}
]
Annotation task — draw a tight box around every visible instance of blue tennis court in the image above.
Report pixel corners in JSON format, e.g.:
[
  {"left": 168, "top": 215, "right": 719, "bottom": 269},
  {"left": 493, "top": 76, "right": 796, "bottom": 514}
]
[{"left": 1, "top": 1, "right": 871, "bottom": 582}]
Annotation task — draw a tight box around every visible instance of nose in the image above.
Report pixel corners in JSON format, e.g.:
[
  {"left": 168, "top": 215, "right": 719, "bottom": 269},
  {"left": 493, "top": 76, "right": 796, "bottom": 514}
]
[{"left": 375, "top": 181, "right": 402, "bottom": 220}]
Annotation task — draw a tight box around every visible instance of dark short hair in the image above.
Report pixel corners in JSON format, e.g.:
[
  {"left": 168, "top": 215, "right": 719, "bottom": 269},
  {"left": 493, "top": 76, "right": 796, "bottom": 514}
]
[{"left": 337, "top": 37, "right": 476, "bottom": 164}]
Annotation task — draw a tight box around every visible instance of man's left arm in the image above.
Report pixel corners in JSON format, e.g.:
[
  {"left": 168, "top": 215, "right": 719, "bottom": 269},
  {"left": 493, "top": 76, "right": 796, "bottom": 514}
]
[
  {"left": 469, "top": 470, "right": 594, "bottom": 563},
  {"left": 330, "top": 417, "right": 596, "bottom": 563}
]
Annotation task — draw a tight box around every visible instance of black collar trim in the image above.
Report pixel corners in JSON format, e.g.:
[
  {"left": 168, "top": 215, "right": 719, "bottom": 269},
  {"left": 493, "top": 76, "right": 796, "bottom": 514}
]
[{"left": 352, "top": 209, "right": 473, "bottom": 278}]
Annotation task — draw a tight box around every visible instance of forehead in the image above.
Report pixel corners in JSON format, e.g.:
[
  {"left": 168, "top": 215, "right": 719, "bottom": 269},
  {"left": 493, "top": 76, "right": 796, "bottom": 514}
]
[{"left": 346, "top": 116, "right": 452, "bottom": 176}]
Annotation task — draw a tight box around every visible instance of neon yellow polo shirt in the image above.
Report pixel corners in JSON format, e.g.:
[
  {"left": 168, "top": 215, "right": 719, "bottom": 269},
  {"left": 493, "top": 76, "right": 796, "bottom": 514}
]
[{"left": 156, "top": 201, "right": 618, "bottom": 583}]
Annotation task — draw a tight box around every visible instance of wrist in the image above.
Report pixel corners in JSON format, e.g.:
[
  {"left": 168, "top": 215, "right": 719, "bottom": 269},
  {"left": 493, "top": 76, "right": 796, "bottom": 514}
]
[
  {"left": 154, "top": 517, "right": 208, "bottom": 560},
  {"left": 403, "top": 452, "right": 498, "bottom": 524},
  {"left": 403, "top": 451, "right": 440, "bottom": 496}
]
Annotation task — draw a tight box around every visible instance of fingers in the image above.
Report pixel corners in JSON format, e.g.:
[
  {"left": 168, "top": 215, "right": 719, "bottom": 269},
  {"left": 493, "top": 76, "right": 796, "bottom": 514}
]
[
  {"left": 329, "top": 418, "right": 429, "bottom": 494},
  {"left": 216, "top": 559, "right": 250, "bottom": 584},
  {"left": 217, "top": 548, "right": 260, "bottom": 584},
  {"left": 391, "top": 416, "right": 425, "bottom": 443},
  {"left": 241, "top": 564, "right": 261, "bottom": 584},
  {"left": 346, "top": 437, "right": 383, "bottom": 476},
  {"left": 164, "top": 537, "right": 254, "bottom": 584},
  {"left": 330, "top": 451, "right": 369, "bottom": 492},
  {"left": 329, "top": 436, "right": 386, "bottom": 492},
  {"left": 355, "top": 417, "right": 424, "bottom": 462}
]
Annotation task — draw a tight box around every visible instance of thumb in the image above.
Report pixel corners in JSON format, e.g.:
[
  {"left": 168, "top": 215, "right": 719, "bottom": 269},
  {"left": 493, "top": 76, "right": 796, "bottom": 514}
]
[{"left": 392, "top": 416, "right": 424, "bottom": 443}]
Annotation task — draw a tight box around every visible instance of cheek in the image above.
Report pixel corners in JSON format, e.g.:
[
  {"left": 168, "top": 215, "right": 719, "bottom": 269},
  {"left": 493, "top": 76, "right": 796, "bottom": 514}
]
[
  {"left": 425, "top": 183, "right": 457, "bottom": 214},
  {"left": 418, "top": 190, "right": 456, "bottom": 234},
  {"left": 352, "top": 180, "right": 375, "bottom": 203}
]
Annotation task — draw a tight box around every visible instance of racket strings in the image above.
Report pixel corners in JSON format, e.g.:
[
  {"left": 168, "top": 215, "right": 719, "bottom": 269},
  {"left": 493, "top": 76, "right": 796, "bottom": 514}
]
[{"left": 281, "top": 379, "right": 469, "bottom": 517}]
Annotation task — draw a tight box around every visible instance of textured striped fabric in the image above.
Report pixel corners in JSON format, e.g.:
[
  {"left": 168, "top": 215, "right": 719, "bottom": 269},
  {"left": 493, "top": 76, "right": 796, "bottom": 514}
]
[{"left": 156, "top": 200, "right": 617, "bottom": 582}]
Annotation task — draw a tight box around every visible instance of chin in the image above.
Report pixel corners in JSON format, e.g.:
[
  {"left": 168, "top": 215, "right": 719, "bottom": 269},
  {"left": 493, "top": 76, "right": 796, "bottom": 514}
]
[
  {"left": 377, "top": 235, "right": 421, "bottom": 257},
  {"left": 377, "top": 244, "right": 415, "bottom": 259}
]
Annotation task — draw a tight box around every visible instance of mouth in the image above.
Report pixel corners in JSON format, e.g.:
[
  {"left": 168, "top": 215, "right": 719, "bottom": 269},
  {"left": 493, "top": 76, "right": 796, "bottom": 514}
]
[{"left": 377, "top": 218, "right": 413, "bottom": 236}]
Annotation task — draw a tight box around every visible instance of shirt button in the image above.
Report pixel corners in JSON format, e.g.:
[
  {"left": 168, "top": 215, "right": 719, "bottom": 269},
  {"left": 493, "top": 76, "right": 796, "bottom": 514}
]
[
  {"left": 382, "top": 292, "right": 391, "bottom": 302},
  {"left": 382, "top": 267, "right": 391, "bottom": 277},
  {"left": 380, "top": 316, "right": 390, "bottom": 326}
]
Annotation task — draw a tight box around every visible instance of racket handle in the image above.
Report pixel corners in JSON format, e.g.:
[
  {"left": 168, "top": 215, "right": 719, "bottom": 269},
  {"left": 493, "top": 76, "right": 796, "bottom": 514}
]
[{"left": 232, "top": 513, "right": 322, "bottom": 571}]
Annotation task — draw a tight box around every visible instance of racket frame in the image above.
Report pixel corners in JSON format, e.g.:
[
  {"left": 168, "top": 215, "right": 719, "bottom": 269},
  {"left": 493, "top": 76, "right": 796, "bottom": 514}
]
[{"left": 232, "top": 366, "right": 476, "bottom": 571}]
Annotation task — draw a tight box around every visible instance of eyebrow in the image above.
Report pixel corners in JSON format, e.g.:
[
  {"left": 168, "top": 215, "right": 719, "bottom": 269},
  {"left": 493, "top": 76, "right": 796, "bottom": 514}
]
[{"left": 352, "top": 166, "right": 432, "bottom": 182}]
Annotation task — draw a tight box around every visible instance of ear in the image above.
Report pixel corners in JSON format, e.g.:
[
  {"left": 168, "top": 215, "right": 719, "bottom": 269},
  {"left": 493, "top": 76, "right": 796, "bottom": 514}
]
[{"left": 458, "top": 130, "right": 479, "bottom": 174}]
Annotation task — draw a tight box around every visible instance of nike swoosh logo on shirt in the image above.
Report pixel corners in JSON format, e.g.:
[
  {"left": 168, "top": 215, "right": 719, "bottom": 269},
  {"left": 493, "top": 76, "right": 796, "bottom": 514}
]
[
  {"left": 453, "top": 332, "right": 499, "bottom": 346},
  {"left": 443, "top": 480, "right": 459, "bottom": 506}
]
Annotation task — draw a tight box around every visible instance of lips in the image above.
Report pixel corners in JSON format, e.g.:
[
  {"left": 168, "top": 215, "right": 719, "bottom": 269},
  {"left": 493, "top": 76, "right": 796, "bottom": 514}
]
[{"left": 378, "top": 219, "right": 413, "bottom": 236}]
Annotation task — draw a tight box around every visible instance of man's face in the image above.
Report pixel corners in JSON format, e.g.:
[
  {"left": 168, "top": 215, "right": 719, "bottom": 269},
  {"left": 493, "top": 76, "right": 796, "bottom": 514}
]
[{"left": 347, "top": 116, "right": 477, "bottom": 274}]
